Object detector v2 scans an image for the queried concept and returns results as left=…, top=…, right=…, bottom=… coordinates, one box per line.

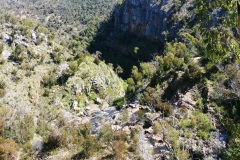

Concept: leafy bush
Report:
left=0, top=58, right=5, bottom=65
left=184, top=62, right=203, bottom=82
left=41, top=74, right=57, bottom=88
left=140, top=62, right=156, bottom=79
left=0, top=119, right=4, bottom=136
left=0, top=81, right=6, bottom=98
left=69, top=60, right=78, bottom=73
left=179, top=110, right=214, bottom=139
left=75, top=52, right=86, bottom=64
left=127, top=85, right=135, bottom=94
left=113, top=97, right=126, bottom=110
left=197, top=130, right=209, bottom=139
left=0, top=89, right=6, bottom=98
left=11, top=44, right=27, bottom=63
left=0, top=137, right=19, bottom=160
left=99, top=123, right=113, bottom=144
left=194, top=111, right=215, bottom=133
left=113, top=140, right=126, bottom=160
left=131, top=66, right=143, bottom=82
left=93, top=57, right=100, bottom=65
left=153, top=121, right=162, bottom=134
left=155, top=99, right=173, bottom=117
left=126, top=78, right=135, bottom=94
left=0, top=44, right=3, bottom=53
left=140, top=87, right=155, bottom=105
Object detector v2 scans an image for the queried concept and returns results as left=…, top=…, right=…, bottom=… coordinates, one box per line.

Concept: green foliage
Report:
left=16, top=114, right=35, bottom=144
left=131, top=66, right=143, bottom=82
left=75, top=52, right=86, bottom=64
left=21, top=18, right=37, bottom=30
left=52, top=47, right=65, bottom=64
left=197, top=130, right=209, bottom=140
left=113, top=140, right=126, bottom=160
left=1, top=0, right=240, bottom=159
left=0, top=81, right=6, bottom=98
left=0, top=119, right=4, bottom=137
left=155, top=99, right=173, bottom=117
left=113, top=97, right=126, bottom=110
left=221, top=121, right=240, bottom=159
left=99, top=123, right=114, bottom=145
left=165, top=42, right=188, bottom=58
left=41, top=74, right=57, bottom=88
left=2, top=113, right=35, bottom=144
left=127, top=85, right=135, bottom=94
left=0, top=89, right=6, bottom=98
left=126, top=78, right=135, bottom=94
left=140, top=87, right=155, bottom=105
left=184, top=62, right=203, bottom=82
left=36, top=26, right=49, bottom=34
left=48, top=33, right=55, bottom=40
left=4, top=13, right=17, bottom=24
left=119, top=109, right=129, bottom=125
left=115, top=65, right=123, bottom=75
left=180, top=111, right=215, bottom=140
left=160, top=44, right=186, bottom=72
left=126, top=78, right=135, bottom=85
left=140, top=62, right=156, bottom=79
left=93, top=57, right=100, bottom=65
left=153, top=121, right=162, bottom=134
left=0, top=137, right=19, bottom=160
left=213, top=63, right=240, bottom=103
left=196, top=98, right=204, bottom=109
left=195, top=0, right=236, bottom=28
left=0, top=57, right=5, bottom=65
left=140, top=87, right=173, bottom=116
left=11, top=44, right=27, bottom=63
left=69, top=61, right=78, bottom=73
left=134, top=109, right=146, bottom=120
left=162, top=122, right=190, bottom=159
left=0, top=43, right=3, bottom=53
left=80, top=134, right=99, bottom=158
left=70, top=122, right=99, bottom=159
left=195, top=0, right=239, bottom=63
left=222, top=145, right=240, bottom=160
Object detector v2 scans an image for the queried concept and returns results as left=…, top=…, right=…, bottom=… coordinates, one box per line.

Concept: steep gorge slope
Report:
left=0, top=0, right=239, bottom=159
left=114, top=0, right=195, bottom=42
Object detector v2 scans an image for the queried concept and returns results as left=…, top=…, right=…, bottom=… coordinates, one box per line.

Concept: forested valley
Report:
left=0, top=0, right=240, bottom=159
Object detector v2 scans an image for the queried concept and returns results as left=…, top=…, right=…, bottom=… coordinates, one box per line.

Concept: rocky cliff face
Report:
left=114, top=0, right=195, bottom=42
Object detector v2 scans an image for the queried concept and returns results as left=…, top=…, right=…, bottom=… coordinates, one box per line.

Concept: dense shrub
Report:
left=69, top=61, right=78, bottom=73
left=0, top=58, right=5, bottom=65
left=113, top=140, right=126, bottom=160
left=0, top=137, right=19, bottom=160
left=113, top=97, right=126, bottom=110
left=99, top=123, right=114, bottom=144
left=0, top=89, right=6, bottom=98
left=179, top=111, right=215, bottom=139
left=184, top=62, right=203, bottom=82
left=93, top=57, right=100, bottom=65
left=0, top=81, right=6, bottom=98
left=11, top=44, right=27, bottom=63
left=0, top=44, right=3, bottom=53
left=154, top=99, right=173, bottom=117
left=153, top=121, right=162, bottom=134
left=131, top=66, right=143, bottom=82
left=41, top=74, right=57, bottom=88
left=126, top=78, right=135, bottom=94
